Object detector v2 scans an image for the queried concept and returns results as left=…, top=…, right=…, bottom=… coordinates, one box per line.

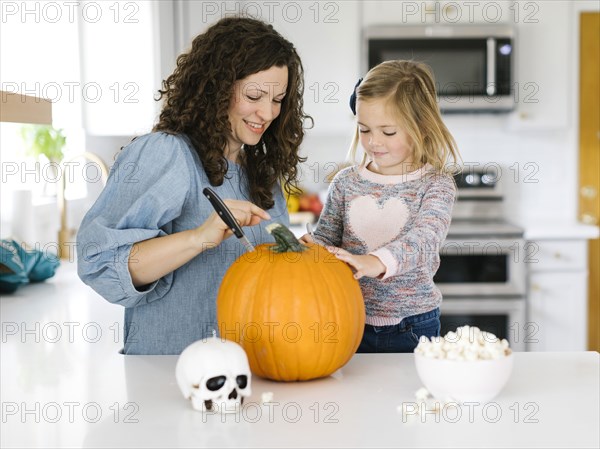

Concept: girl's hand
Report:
left=298, top=233, right=315, bottom=244
left=196, top=199, right=271, bottom=248
left=327, top=246, right=386, bottom=280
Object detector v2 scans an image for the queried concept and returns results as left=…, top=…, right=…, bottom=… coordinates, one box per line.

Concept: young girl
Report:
left=303, top=60, right=460, bottom=353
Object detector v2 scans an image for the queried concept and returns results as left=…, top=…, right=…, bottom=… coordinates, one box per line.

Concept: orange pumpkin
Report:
left=217, top=223, right=365, bottom=381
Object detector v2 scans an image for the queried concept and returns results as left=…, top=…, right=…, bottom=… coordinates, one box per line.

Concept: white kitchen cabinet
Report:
left=263, top=2, right=361, bottom=136
left=79, top=1, right=159, bottom=136
left=527, top=239, right=588, bottom=351
left=507, top=1, right=571, bottom=130
left=172, top=1, right=359, bottom=136
left=361, top=1, right=516, bottom=25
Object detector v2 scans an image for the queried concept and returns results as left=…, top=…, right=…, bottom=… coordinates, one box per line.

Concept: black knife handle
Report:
left=202, top=187, right=244, bottom=238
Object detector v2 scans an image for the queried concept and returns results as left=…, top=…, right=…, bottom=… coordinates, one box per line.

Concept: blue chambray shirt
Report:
left=76, top=132, right=289, bottom=354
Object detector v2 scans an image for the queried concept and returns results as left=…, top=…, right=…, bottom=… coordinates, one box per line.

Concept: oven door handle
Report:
left=441, top=299, right=525, bottom=313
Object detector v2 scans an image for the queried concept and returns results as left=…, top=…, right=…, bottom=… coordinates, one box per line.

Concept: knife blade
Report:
left=306, top=222, right=316, bottom=240
left=202, top=187, right=256, bottom=252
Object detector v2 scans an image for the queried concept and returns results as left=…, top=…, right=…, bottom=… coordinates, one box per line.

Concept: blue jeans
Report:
left=357, top=308, right=441, bottom=353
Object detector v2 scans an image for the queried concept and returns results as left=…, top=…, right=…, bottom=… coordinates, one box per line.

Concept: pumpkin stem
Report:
left=266, top=222, right=309, bottom=253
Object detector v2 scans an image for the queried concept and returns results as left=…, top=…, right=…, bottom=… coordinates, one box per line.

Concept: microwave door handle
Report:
left=486, top=38, right=496, bottom=96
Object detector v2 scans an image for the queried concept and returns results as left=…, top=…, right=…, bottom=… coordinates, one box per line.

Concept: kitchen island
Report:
left=1, top=262, right=598, bottom=448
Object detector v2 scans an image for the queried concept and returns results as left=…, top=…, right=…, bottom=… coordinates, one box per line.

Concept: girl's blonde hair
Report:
left=348, top=60, right=461, bottom=174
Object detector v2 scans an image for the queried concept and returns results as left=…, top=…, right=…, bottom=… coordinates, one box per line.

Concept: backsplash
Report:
left=297, top=113, right=577, bottom=225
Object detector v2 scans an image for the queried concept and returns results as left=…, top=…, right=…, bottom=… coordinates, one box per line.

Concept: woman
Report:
left=76, top=17, right=310, bottom=354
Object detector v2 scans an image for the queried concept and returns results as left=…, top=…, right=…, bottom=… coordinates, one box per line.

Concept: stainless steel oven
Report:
left=437, top=167, right=527, bottom=350
left=436, top=235, right=526, bottom=297
left=439, top=298, right=526, bottom=351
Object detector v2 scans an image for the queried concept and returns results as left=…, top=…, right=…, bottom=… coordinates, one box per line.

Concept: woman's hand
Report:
left=196, top=199, right=271, bottom=249
left=129, top=199, right=270, bottom=287
left=327, top=246, right=386, bottom=280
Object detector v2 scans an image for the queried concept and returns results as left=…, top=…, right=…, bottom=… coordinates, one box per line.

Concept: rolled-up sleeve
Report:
left=76, top=133, right=192, bottom=308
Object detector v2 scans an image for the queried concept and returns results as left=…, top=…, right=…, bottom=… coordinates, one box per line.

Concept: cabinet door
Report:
left=267, top=2, right=360, bottom=136
left=362, top=1, right=515, bottom=25
left=179, top=1, right=359, bottom=136
left=528, top=272, right=588, bottom=351
left=508, top=1, right=571, bottom=130
left=80, top=1, right=159, bottom=135
left=530, top=240, right=587, bottom=272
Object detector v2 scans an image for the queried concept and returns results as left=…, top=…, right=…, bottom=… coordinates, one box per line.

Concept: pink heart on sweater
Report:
left=348, top=196, right=410, bottom=251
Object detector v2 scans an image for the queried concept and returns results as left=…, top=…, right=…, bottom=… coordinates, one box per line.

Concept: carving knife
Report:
left=202, top=187, right=256, bottom=252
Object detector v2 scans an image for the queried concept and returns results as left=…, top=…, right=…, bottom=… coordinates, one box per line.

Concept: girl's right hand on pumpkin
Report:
left=298, top=233, right=315, bottom=244
left=196, top=199, right=271, bottom=248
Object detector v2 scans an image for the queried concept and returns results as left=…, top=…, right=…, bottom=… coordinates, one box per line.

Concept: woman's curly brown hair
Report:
left=153, top=16, right=311, bottom=210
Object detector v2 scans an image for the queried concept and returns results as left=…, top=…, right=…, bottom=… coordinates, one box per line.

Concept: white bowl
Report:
left=414, top=352, right=513, bottom=403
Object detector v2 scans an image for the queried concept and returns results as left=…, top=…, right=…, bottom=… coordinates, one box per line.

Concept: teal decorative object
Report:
left=0, top=239, right=60, bottom=293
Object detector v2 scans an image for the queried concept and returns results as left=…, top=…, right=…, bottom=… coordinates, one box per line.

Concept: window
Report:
left=1, top=2, right=158, bottom=242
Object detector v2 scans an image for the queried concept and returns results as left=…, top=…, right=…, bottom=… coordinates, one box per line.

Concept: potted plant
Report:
left=19, top=125, right=66, bottom=196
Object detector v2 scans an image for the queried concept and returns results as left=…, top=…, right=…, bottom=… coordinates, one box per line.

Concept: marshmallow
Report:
left=414, top=326, right=511, bottom=360
left=261, top=391, right=274, bottom=403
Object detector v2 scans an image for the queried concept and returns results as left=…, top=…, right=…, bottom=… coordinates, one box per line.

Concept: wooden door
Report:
left=579, top=12, right=600, bottom=351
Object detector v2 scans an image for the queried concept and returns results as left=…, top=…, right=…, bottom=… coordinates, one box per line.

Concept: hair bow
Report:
left=349, top=77, right=363, bottom=116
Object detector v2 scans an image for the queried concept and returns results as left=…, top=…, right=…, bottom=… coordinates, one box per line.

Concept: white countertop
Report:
left=519, top=220, right=599, bottom=240
left=2, top=263, right=599, bottom=448
left=292, top=221, right=600, bottom=241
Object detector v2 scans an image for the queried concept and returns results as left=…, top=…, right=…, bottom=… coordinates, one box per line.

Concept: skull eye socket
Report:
left=206, top=376, right=226, bottom=391
left=236, top=375, right=248, bottom=389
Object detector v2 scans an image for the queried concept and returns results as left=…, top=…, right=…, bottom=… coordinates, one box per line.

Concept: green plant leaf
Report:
left=19, top=125, right=66, bottom=162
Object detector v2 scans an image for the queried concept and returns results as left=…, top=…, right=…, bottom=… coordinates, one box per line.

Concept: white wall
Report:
left=159, top=1, right=596, bottom=225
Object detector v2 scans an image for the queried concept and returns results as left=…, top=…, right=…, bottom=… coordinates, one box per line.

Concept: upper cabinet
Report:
left=362, top=1, right=516, bottom=25
left=263, top=3, right=361, bottom=135
left=507, top=1, right=571, bottom=130
left=79, top=1, right=160, bottom=136
left=172, top=1, right=361, bottom=136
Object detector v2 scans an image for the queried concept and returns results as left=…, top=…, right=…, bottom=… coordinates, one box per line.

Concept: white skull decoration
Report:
left=176, top=336, right=252, bottom=413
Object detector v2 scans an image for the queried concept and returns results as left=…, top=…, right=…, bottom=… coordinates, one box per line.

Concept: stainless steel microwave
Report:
left=363, top=25, right=515, bottom=112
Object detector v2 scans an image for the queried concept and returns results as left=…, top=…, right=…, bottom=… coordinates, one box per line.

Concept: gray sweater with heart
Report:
left=313, top=164, right=456, bottom=326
